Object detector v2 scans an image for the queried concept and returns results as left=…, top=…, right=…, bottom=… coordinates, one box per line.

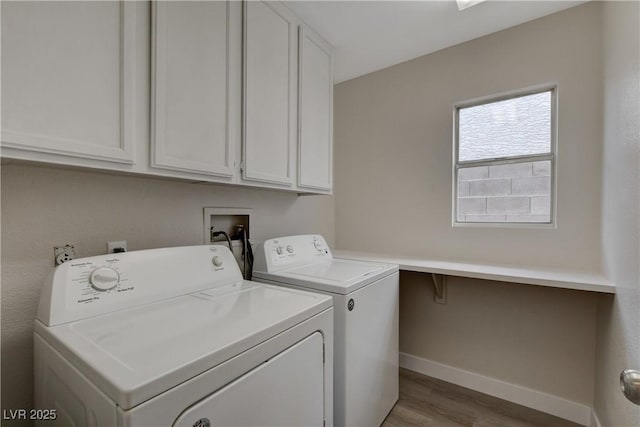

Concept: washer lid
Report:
left=254, top=258, right=399, bottom=294
left=34, top=281, right=331, bottom=410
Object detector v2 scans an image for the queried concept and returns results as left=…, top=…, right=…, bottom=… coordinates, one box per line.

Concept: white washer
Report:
left=253, top=235, right=399, bottom=427
left=34, top=245, right=334, bottom=427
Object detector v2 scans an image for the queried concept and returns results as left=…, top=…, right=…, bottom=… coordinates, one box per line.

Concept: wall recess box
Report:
left=203, top=207, right=252, bottom=244
left=203, top=208, right=252, bottom=276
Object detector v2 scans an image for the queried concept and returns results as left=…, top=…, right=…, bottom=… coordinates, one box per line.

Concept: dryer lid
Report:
left=35, top=281, right=331, bottom=410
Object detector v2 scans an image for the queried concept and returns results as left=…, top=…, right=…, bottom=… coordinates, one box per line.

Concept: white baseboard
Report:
left=591, top=409, right=602, bottom=427
left=400, top=352, right=593, bottom=426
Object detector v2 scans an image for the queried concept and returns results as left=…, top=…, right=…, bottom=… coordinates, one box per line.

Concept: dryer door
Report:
left=173, top=332, right=325, bottom=427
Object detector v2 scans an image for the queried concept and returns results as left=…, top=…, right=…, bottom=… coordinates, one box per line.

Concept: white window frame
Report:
left=452, top=83, right=558, bottom=228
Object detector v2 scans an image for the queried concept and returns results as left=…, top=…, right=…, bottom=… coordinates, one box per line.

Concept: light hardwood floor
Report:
left=382, top=369, right=583, bottom=427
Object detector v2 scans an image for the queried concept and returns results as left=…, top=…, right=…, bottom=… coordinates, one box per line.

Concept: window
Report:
left=453, top=86, right=556, bottom=225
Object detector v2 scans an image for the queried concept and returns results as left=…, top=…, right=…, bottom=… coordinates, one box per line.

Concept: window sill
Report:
left=332, top=250, right=615, bottom=294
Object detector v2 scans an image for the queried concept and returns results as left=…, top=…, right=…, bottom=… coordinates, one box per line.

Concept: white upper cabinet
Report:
left=298, top=27, right=334, bottom=192
left=242, top=1, right=297, bottom=187
left=1, top=1, right=136, bottom=164
left=151, top=1, right=240, bottom=179
left=1, top=0, right=333, bottom=193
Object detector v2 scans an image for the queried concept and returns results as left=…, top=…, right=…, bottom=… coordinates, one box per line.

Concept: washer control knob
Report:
left=286, top=245, right=294, bottom=253
left=313, top=240, right=322, bottom=250
left=276, top=246, right=283, bottom=255
left=211, top=256, right=223, bottom=267
left=90, top=267, right=120, bottom=291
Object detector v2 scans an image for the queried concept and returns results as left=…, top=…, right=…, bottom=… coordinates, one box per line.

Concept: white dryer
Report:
left=34, top=245, right=333, bottom=427
left=253, top=235, right=399, bottom=427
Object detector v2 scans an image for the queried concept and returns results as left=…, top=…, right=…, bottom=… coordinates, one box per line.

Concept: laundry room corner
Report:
left=2, top=0, right=639, bottom=425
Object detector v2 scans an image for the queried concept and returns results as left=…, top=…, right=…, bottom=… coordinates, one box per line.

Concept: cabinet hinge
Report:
left=239, top=161, right=245, bottom=172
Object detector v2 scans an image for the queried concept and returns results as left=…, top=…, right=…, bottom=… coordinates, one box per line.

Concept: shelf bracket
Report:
left=431, top=273, right=447, bottom=304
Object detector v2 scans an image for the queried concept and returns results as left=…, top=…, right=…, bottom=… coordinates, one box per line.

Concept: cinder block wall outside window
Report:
left=457, top=160, right=551, bottom=222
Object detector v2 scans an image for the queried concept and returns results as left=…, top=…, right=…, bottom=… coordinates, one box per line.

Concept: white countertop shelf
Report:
left=333, top=250, right=615, bottom=294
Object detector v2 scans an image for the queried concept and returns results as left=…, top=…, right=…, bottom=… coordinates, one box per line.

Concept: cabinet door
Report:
left=1, top=1, right=136, bottom=163
left=298, top=27, right=333, bottom=192
left=242, top=1, right=297, bottom=187
left=151, top=1, right=239, bottom=178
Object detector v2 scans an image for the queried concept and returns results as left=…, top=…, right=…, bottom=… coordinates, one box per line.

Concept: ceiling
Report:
left=287, top=1, right=589, bottom=83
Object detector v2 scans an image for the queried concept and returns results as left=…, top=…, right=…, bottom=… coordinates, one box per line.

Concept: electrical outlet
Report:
left=54, top=245, right=76, bottom=266
left=107, top=240, right=127, bottom=253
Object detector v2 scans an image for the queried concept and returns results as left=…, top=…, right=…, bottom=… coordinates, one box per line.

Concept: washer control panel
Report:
left=38, top=245, right=243, bottom=326
left=256, top=235, right=332, bottom=273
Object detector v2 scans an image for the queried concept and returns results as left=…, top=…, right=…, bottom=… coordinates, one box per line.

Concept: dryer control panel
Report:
left=37, top=245, right=243, bottom=326
left=254, top=235, right=332, bottom=273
